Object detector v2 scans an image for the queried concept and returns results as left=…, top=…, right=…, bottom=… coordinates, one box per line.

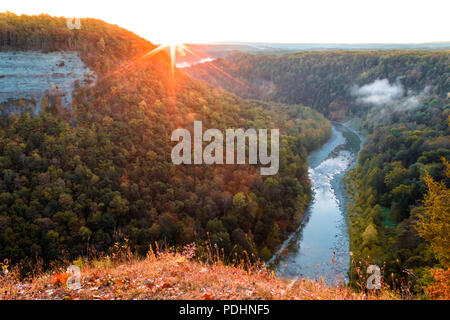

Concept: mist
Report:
left=351, top=78, right=431, bottom=112
left=351, top=79, right=403, bottom=106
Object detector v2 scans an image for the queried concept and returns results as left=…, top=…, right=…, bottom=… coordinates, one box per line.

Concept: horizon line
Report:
left=1, top=11, right=449, bottom=46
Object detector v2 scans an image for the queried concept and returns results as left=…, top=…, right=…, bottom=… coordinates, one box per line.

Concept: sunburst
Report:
left=160, top=41, right=185, bottom=75
left=141, top=40, right=189, bottom=75
left=97, top=39, right=249, bottom=90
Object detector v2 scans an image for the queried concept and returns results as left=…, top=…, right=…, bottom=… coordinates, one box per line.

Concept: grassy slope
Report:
left=0, top=249, right=397, bottom=300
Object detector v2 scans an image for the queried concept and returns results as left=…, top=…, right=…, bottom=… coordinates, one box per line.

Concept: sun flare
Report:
left=158, top=41, right=187, bottom=74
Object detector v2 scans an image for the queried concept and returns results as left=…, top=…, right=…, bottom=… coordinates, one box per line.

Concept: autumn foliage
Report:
left=0, top=244, right=397, bottom=300
left=424, top=268, right=450, bottom=300
left=416, top=158, right=450, bottom=266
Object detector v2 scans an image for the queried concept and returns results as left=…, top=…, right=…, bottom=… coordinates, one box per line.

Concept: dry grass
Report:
left=0, top=244, right=398, bottom=300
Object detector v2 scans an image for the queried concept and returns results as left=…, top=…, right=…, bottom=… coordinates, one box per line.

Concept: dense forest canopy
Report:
left=185, top=49, right=450, bottom=292
left=0, top=13, right=332, bottom=271
left=185, top=50, right=449, bottom=118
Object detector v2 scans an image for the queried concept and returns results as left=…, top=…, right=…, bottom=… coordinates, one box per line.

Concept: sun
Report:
left=158, top=40, right=187, bottom=74
left=98, top=38, right=244, bottom=88
left=99, top=38, right=209, bottom=82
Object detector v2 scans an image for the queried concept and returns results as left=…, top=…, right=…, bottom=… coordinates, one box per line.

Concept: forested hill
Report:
left=0, top=13, right=332, bottom=271
left=0, top=12, right=156, bottom=74
left=185, top=49, right=450, bottom=293
left=184, top=50, right=449, bottom=118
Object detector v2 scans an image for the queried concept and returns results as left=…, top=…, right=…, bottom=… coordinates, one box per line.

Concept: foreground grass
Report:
left=0, top=249, right=398, bottom=300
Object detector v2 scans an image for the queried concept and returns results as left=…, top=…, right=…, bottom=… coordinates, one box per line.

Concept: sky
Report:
left=1, top=0, right=449, bottom=44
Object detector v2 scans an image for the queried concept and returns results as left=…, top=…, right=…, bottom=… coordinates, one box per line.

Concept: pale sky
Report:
left=1, top=0, right=449, bottom=44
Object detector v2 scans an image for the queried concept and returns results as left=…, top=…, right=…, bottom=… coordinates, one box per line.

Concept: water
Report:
left=271, top=123, right=362, bottom=285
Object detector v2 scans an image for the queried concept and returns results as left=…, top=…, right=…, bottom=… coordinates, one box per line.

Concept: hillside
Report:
left=184, top=50, right=449, bottom=118
left=0, top=13, right=332, bottom=273
left=0, top=246, right=397, bottom=300
left=183, top=50, right=450, bottom=291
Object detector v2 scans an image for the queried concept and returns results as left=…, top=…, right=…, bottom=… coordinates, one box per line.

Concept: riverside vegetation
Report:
left=186, top=49, right=450, bottom=298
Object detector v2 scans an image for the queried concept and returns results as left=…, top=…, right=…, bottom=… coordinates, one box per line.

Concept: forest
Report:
left=186, top=49, right=450, bottom=293
left=0, top=12, right=332, bottom=272
left=185, top=50, right=449, bottom=118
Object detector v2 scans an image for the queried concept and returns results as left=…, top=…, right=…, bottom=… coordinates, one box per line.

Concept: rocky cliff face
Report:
left=0, top=51, right=94, bottom=113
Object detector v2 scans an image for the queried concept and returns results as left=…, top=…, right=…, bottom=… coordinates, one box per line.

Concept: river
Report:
left=270, top=122, right=362, bottom=285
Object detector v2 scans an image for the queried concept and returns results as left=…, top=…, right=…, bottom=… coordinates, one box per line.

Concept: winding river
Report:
left=271, top=122, right=362, bottom=285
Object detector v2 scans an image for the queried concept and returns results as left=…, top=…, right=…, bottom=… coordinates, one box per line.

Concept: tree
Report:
left=390, top=184, right=415, bottom=222
left=384, top=162, right=408, bottom=189
left=362, top=223, right=378, bottom=246
left=415, top=158, right=450, bottom=266
left=232, top=192, right=247, bottom=210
